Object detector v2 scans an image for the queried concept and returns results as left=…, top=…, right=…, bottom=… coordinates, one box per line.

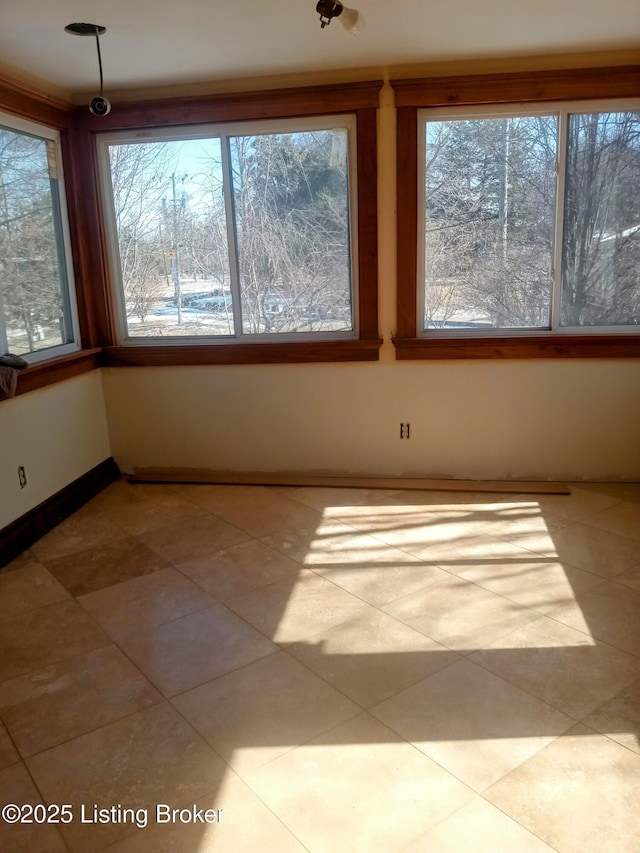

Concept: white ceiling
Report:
left=1, top=0, right=639, bottom=100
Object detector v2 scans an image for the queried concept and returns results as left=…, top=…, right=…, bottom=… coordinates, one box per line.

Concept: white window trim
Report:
left=97, top=114, right=359, bottom=346
left=417, top=98, right=640, bottom=338
left=0, top=111, right=80, bottom=363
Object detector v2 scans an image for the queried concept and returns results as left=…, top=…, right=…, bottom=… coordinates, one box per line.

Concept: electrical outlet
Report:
left=18, top=466, right=27, bottom=488
left=400, top=423, right=411, bottom=439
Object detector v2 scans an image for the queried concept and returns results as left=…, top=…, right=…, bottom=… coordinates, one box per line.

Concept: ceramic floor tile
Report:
left=115, top=604, right=277, bottom=697
left=103, top=493, right=208, bottom=535
left=0, top=599, right=109, bottom=682
left=173, top=650, right=360, bottom=774
left=100, top=769, right=308, bottom=853
left=576, top=482, right=640, bottom=505
left=470, top=615, right=640, bottom=719
left=175, top=539, right=301, bottom=601
left=261, top=519, right=397, bottom=566
left=448, top=553, right=603, bottom=614
left=401, top=796, right=557, bottom=853
left=333, top=501, right=488, bottom=555
left=0, top=719, right=19, bottom=769
left=588, top=501, right=640, bottom=541
left=328, top=499, right=449, bottom=536
left=0, top=645, right=161, bottom=757
left=277, top=486, right=402, bottom=510
left=4, top=483, right=639, bottom=852
left=371, top=659, right=572, bottom=792
left=582, top=678, right=640, bottom=755
left=224, top=570, right=374, bottom=644
left=27, top=702, right=228, bottom=853
left=248, top=711, right=475, bottom=853
left=381, top=490, right=535, bottom=508
left=515, top=521, right=640, bottom=578
left=208, top=490, right=323, bottom=538
left=0, top=763, right=67, bottom=852
left=316, top=559, right=450, bottom=607
left=88, top=479, right=175, bottom=513
left=288, top=610, right=460, bottom=708
left=424, top=531, right=544, bottom=574
left=139, top=515, right=251, bottom=564
left=0, top=550, right=37, bottom=573
left=169, top=484, right=274, bottom=514
left=78, top=567, right=215, bottom=638
left=44, top=537, right=170, bottom=596
left=615, top=564, right=640, bottom=591
left=485, top=724, right=640, bottom=853
left=532, top=487, right=622, bottom=522
left=548, top=580, right=640, bottom=657
left=382, top=575, right=539, bottom=652
left=0, top=560, right=69, bottom=620
left=471, top=504, right=569, bottom=546
left=31, top=507, right=129, bottom=561
left=300, top=532, right=449, bottom=606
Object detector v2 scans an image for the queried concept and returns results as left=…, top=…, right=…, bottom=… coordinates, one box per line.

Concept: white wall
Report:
left=0, top=372, right=111, bottom=528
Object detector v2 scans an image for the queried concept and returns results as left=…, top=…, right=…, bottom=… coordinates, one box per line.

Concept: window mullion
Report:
left=551, top=111, right=568, bottom=331
left=416, top=114, right=427, bottom=334
left=0, top=302, right=8, bottom=354
left=220, top=135, right=243, bottom=338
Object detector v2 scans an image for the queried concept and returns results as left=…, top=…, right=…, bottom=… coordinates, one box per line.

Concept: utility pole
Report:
left=171, top=173, right=183, bottom=324
left=496, top=119, right=510, bottom=326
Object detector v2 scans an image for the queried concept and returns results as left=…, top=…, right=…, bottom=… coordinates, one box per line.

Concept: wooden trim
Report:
left=0, top=77, right=71, bottom=128
left=0, top=458, right=120, bottom=568
left=0, top=349, right=101, bottom=401
left=393, top=335, right=640, bottom=360
left=70, top=82, right=382, bottom=357
left=61, top=128, right=116, bottom=348
left=392, top=65, right=640, bottom=107
left=101, top=339, right=382, bottom=366
left=394, top=66, right=640, bottom=355
left=74, top=80, right=384, bottom=131
left=131, top=467, right=571, bottom=494
left=396, top=107, right=419, bottom=338
left=356, top=107, right=379, bottom=339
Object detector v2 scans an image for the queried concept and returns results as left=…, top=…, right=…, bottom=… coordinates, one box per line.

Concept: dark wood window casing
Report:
left=0, top=79, right=383, bottom=400
left=78, top=81, right=383, bottom=367
left=393, top=66, right=640, bottom=359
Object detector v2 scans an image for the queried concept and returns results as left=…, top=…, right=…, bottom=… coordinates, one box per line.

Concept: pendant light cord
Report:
left=94, top=27, right=104, bottom=96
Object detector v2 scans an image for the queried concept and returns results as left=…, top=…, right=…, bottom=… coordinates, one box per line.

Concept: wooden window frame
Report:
left=77, top=81, right=383, bottom=366
left=0, top=78, right=100, bottom=400
left=0, top=79, right=383, bottom=400
left=393, top=66, right=640, bottom=360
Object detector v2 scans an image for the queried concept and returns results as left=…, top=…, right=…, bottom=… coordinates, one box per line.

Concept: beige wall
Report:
left=101, top=82, right=640, bottom=482
left=102, top=360, right=640, bottom=481
left=3, top=67, right=639, bottom=522
left=0, top=372, right=111, bottom=529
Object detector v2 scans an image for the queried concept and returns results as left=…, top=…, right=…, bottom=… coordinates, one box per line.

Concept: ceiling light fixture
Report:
left=64, top=22, right=111, bottom=116
left=316, top=1, right=363, bottom=34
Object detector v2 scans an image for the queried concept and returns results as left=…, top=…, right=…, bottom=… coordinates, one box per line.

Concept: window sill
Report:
left=101, top=339, right=383, bottom=366
left=0, top=348, right=102, bottom=401
left=392, top=335, right=640, bottom=360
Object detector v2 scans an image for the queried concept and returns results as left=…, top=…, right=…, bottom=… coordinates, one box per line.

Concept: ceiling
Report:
left=1, top=0, right=639, bottom=101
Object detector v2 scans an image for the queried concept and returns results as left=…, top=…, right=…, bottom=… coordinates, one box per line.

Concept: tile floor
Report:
left=0, top=479, right=639, bottom=852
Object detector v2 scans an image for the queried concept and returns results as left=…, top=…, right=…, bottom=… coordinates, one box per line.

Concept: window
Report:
left=393, top=67, right=640, bottom=359
left=419, top=102, right=640, bottom=336
left=0, top=111, right=78, bottom=362
left=99, top=116, right=358, bottom=345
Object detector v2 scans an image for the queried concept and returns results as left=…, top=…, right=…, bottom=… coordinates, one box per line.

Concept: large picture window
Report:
left=0, top=111, right=78, bottom=361
left=419, top=101, right=640, bottom=337
left=99, top=116, right=357, bottom=344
